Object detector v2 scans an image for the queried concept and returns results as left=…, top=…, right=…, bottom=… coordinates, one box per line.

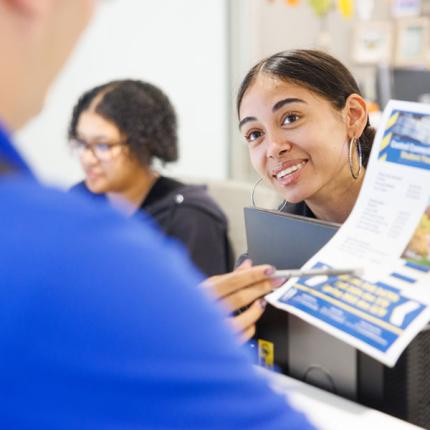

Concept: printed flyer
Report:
left=267, top=100, right=430, bottom=367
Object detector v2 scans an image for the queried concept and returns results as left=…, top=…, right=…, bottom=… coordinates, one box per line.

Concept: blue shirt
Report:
left=0, top=125, right=315, bottom=429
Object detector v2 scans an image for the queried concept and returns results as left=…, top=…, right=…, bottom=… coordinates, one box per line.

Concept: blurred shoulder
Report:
left=0, top=176, right=194, bottom=272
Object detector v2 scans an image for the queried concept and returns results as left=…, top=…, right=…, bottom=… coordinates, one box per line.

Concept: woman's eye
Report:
left=95, top=143, right=111, bottom=152
left=245, top=130, right=262, bottom=143
left=282, top=113, right=300, bottom=125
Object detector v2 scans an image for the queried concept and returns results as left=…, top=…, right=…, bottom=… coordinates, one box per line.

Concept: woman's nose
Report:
left=266, top=132, right=292, bottom=159
left=80, top=146, right=98, bottom=165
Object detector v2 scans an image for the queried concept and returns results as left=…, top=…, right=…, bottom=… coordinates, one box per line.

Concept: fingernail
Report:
left=259, top=298, right=267, bottom=309
left=264, top=266, right=275, bottom=276
left=271, top=277, right=288, bottom=289
left=239, top=258, right=252, bottom=268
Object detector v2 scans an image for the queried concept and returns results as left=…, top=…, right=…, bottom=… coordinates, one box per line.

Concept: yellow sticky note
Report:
left=338, top=0, right=353, bottom=18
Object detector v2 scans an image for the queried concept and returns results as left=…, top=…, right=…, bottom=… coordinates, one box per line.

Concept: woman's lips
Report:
left=85, top=169, right=102, bottom=180
left=272, top=160, right=307, bottom=186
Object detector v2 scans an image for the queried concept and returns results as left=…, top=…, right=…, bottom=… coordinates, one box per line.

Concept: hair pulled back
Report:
left=69, top=79, right=178, bottom=166
left=237, top=49, right=375, bottom=167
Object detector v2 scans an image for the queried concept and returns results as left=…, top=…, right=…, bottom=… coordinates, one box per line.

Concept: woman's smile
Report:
left=84, top=168, right=103, bottom=180
left=272, top=159, right=307, bottom=179
left=271, top=159, right=307, bottom=187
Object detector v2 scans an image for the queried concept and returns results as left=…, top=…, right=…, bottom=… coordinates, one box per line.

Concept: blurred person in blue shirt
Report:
left=0, top=1, right=315, bottom=429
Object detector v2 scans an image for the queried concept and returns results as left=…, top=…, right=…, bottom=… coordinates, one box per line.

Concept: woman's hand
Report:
left=202, top=260, right=286, bottom=343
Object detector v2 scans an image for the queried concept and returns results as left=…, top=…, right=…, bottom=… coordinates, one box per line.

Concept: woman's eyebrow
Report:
left=272, top=97, right=306, bottom=112
left=239, top=97, right=306, bottom=130
left=238, top=116, right=257, bottom=130
left=76, top=134, right=111, bottom=141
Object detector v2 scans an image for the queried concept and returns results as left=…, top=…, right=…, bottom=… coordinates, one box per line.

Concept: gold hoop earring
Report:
left=251, top=178, right=287, bottom=211
left=348, top=138, right=362, bottom=180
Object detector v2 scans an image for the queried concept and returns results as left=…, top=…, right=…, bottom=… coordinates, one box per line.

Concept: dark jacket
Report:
left=71, top=177, right=234, bottom=276
left=282, top=200, right=316, bottom=218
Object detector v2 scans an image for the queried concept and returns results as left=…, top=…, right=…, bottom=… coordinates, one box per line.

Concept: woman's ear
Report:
left=4, top=0, right=50, bottom=16
left=344, top=94, right=368, bottom=139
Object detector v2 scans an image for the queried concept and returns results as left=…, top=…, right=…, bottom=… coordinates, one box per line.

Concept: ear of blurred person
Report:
left=0, top=0, right=95, bottom=131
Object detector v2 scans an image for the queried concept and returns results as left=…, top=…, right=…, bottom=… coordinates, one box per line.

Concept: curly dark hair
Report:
left=237, top=49, right=375, bottom=168
left=68, top=79, right=178, bottom=166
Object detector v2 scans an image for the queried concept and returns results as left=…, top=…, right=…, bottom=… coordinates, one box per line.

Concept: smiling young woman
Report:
left=237, top=49, right=375, bottom=224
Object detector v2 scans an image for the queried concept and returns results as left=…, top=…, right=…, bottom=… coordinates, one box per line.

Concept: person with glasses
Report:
left=68, top=79, right=233, bottom=277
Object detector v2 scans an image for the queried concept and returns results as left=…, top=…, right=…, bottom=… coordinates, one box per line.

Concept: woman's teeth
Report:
left=276, top=161, right=306, bottom=179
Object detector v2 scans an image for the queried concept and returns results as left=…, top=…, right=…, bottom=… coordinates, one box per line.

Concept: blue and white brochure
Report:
left=268, top=100, right=430, bottom=367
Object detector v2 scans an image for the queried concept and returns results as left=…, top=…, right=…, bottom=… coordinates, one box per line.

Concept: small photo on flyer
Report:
left=402, top=204, right=430, bottom=268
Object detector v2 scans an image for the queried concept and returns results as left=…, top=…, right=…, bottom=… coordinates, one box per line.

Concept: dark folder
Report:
left=244, top=207, right=338, bottom=269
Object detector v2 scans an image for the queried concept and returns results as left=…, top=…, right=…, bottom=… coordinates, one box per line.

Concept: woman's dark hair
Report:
left=237, top=49, right=375, bottom=167
left=68, top=79, right=178, bottom=165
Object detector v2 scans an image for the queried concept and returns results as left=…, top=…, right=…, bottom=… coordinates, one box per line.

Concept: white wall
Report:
left=15, top=0, right=228, bottom=187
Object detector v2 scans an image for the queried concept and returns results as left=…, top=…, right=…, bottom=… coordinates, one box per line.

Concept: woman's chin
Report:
left=276, top=188, right=308, bottom=204
left=270, top=183, right=298, bottom=204
left=85, top=178, right=108, bottom=194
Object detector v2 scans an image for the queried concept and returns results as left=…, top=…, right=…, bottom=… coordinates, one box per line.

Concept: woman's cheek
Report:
left=249, top=150, right=264, bottom=176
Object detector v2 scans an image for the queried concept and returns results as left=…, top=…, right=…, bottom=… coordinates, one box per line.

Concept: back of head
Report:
left=0, top=0, right=95, bottom=131
left=237, top=49, right=375, bottom=167
left=69, top=79, right=178, bottom=166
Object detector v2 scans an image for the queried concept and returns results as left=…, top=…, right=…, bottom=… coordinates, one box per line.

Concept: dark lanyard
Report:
left=0, top=123, right=32, bottom=176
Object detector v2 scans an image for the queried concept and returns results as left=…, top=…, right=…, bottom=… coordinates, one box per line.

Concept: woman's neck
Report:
left=306, top=169, right=365, bottom=224
left=106, top=168, right=159, bottom=216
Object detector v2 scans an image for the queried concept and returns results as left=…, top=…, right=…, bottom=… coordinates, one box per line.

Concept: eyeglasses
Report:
left=69, top=138, right=124, bottom=162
